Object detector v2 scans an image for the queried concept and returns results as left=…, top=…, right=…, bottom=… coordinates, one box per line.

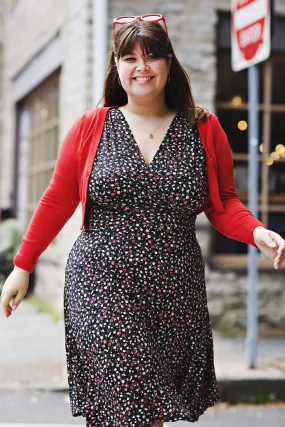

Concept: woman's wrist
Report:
left=253, top=226, right=266, bottom=240
left=13, top=265, right=30, bottom=275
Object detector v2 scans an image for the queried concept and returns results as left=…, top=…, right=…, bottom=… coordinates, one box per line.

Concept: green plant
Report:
left=249, top=392, right=277, bottom=404
left=216, top=323, right=245, bottom=337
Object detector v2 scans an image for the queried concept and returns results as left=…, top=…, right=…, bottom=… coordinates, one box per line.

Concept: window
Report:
left=213, top=14, right=285, bottom=270
left=18, top=71, right=60, bottom=225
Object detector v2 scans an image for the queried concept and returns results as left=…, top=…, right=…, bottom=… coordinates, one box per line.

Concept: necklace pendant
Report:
left=149, top=134, right=154, bottom=139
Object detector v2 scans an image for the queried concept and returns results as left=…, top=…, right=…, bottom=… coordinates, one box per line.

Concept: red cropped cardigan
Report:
left=14, top=107, right=265, bottom=272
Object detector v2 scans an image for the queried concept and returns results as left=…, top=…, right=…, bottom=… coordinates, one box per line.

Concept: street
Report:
left=0, top=390, right=284, bottom=426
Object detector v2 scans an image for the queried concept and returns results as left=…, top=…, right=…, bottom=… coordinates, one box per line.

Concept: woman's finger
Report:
left=269, top=230, right=284, bottom=246
left=274, top=249, right=285, bottom=268
left=274, top=244, right=284, bottom=256
left=11, top=291, right=24, bottom=312
left=268, top=231, right=285, bottom=258
left=277, top=240, right=285, bottom=254
left=276, top=251, right=285, bottom=264
left=1, top=291, right=12, bottom=318
left=275, top=249, right=284, bottom=261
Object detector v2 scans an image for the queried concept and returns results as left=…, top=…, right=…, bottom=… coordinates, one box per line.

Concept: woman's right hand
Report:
left=0, top=266, right=30, bottom=318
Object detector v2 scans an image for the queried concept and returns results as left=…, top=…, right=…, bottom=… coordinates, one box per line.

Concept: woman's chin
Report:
left=129, top=88, right=162, bottom=101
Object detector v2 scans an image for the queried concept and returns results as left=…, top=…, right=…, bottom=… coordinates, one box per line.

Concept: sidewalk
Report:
left=0, top=299, right=285, bottom=402
left=0, top=300, right=67, bottom=390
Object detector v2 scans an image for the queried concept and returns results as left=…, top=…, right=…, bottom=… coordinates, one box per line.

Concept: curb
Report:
left=218, top=378, right=285, bottom=403
left=1, top=378, right=285, bottom=404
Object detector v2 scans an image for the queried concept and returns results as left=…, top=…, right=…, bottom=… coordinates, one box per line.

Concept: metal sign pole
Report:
left=246, top=63, right=259, bottom=368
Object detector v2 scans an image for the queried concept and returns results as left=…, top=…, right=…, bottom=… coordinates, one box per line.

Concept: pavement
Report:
left=0, top=299, right=285, bottom=403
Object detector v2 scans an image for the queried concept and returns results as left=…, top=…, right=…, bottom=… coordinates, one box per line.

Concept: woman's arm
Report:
left=204, top=115, right=285, bottom=268
left=13, top=116, right=85, bottom=273
left=204, top=115, right=265, bottom=247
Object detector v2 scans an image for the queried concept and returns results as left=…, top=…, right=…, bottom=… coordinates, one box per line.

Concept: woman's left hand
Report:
left=253, top=226, right=285, bottom=269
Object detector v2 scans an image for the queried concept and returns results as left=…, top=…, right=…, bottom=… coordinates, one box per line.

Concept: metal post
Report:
left=92, top=0, right=108, bottom=107
left=246, top=64, right=259, bottom=368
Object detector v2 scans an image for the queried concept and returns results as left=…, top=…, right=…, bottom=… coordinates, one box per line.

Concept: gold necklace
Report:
left=143, top=112, right=168, bottom=139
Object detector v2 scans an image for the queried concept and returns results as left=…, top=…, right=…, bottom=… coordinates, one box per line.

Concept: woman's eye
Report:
left=123, top=55, right=158, bottom=61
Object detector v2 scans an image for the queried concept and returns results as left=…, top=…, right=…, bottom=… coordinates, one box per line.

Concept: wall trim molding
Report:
left=12, top=31, right=62, bottom=102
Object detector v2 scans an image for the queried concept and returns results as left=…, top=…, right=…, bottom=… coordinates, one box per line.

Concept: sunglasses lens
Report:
left=141, top=15, right=167, bottom=34
left=143, top=15, right=161, bottom=22
left=116, top=17, right=135, bottom=23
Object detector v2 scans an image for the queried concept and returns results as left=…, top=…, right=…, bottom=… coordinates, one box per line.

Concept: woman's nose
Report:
left=136, top=58, right=150, bottom=71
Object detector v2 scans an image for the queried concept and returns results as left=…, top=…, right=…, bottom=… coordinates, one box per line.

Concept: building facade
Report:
left=0, top=0, right=284, bottom=330
left=0, top=1, right=4, bottom=181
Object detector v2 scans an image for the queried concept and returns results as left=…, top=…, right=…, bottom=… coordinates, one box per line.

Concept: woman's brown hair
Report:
left=100, top=20, right=207, bottom=125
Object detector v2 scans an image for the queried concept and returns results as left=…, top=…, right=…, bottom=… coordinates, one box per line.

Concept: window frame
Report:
left=19, top=71, right=60, bottom=227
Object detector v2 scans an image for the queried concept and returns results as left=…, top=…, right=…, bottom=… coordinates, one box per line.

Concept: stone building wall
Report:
left=0, top=0, right=3, bottom=186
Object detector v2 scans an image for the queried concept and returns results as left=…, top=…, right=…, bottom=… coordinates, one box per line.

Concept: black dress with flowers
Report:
left=64, top=108, right=220, bottom=427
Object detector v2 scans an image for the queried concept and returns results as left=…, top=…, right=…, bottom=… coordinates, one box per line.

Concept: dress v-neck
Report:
left=117, top=108, right=179, bottom=168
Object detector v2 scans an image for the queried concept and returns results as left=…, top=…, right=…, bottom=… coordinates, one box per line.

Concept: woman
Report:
left=1, top=14, right=285, bottom=427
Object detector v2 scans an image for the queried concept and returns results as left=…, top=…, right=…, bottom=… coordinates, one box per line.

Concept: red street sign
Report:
left=231, top=0, right=271, bottom=72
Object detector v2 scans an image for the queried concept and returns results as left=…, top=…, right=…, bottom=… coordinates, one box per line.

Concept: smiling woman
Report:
left=1, top=11, right=285, bottom=427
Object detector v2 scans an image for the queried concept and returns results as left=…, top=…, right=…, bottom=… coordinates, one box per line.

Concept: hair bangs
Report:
left=115, top=23, right=170, bottom=59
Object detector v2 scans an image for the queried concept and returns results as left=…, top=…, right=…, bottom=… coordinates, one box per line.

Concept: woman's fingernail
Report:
left=12, top=305, right=17, bottom=311
left=270, top=243, right=277, bottom=247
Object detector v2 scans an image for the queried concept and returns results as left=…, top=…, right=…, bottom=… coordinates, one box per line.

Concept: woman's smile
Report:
left=133, top=76, right=154, bottom=84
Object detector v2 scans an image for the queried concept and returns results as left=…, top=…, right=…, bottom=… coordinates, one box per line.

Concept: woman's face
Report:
left=115, top=40, right=171, bottom=102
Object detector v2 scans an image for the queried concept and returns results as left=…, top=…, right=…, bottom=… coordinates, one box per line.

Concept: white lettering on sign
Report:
left=239, top=22, right=263, bottom=48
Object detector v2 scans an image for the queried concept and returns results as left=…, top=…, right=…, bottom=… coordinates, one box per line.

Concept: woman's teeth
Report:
left=134, top=77, right=152, bottom=82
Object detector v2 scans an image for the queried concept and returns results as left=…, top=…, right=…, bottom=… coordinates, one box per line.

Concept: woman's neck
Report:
left=122, top=97, right=170, bottom=117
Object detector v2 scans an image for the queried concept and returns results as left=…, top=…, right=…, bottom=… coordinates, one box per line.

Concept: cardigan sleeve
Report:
left=13, top=116, right=84, bottom=273
left=204, top=115, right=265, bottom=247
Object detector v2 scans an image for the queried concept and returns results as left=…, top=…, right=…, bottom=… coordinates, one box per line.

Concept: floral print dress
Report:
left=64, top=108, right=221, bottom=427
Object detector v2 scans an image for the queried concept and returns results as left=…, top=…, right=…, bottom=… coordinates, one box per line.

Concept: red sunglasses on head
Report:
left=112, top=14, right=169, bottom=39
